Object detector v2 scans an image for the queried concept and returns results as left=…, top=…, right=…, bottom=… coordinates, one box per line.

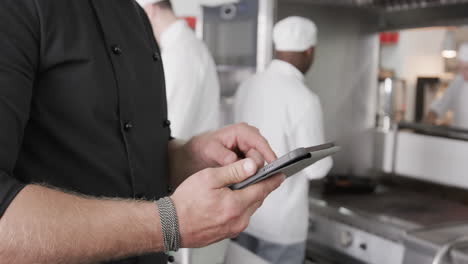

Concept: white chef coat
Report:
left=234, top=59, right=333, bottom=245
left=431, top=75, right=468, bottom=129
left=160, top=20, right=220, bottom=140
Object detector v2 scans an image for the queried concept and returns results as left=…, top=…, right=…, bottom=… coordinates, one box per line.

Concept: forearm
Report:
left=0, top=185, right=164, bottom=264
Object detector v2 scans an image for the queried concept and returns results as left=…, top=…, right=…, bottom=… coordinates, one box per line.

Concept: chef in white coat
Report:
left=427, top=43, right=468, bottom=129
left=232, top=16, right=333, bottom=264
left=138, top=0, right=220, bottom=140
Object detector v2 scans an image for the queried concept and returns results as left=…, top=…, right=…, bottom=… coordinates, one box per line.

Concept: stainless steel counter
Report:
left=307, top=183, right=468, bottom=264
left=405, top=224, right=468, bottom=264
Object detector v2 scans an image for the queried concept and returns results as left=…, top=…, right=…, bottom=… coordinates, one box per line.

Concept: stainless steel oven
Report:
left=307, top=213, right=404, bottom=264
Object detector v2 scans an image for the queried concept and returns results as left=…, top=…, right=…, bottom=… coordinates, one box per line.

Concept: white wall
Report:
left=381, top=28, right=447, bottom=121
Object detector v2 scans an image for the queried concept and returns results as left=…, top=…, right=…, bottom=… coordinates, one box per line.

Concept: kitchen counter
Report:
left=398, top=122, right=468, bottom=142
left=307, top=182, right=468, bottom=264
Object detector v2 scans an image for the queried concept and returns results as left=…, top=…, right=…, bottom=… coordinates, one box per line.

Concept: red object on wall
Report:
left=183, top=17, right=197, bottom=30
left=380, top=32, right=399, bottom=45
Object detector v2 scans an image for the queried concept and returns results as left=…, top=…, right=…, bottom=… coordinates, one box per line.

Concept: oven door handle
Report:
left=432, top=236, right=468, bottom=264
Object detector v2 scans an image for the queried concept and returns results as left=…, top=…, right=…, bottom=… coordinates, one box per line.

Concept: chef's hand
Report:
left=188, top=123, right=277, bottom=170
left=171, top=158, right=284, bottom=248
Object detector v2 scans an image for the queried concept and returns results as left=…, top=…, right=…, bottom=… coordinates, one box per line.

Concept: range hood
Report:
left=357, top=0, right=468, bottom=11
left=289, top=0, right=468, bottom=11
left=283, top=0, right=468, bottom=30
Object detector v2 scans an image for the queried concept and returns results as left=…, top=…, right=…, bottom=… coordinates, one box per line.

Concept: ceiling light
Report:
left=442, top=30, right=457, bottom=59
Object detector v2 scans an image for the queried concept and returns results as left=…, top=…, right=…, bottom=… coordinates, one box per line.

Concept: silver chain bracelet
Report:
left=156, top=197, right=181, bottom=253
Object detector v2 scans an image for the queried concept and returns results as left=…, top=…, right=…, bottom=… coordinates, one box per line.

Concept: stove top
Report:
left=308, top=184, right=468, bottom=264
left=319, top=187, right=468, bottom=228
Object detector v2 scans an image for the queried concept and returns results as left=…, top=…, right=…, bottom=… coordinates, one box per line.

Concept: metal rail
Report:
left=432, top=236, right=468, bottom=264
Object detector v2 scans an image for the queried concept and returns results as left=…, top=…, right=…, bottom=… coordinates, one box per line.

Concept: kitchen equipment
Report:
left=432, top=236, right=468, bottom=264
left=198, top=0, right=275, bottom=126
left=404, top=224, right=468, bottom=264
left=376, top=78, right=407, bottom=130
left=307, top=184, right=468, bottom=264
left=392, top=129, right=468, bottom=189
left=323, top=175, right=378, bottom=194
left=308, top=213, right=404, bottom=264
left=399, top=121, right=468, bottom=141
left=414, top=77, right=442, bottom=123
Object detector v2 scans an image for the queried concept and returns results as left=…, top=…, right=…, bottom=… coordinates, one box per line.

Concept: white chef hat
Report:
left=136, top=0, right=165, bottom=7
left=458, top=43, right=468, bottom=63
left=273, top=16, right=317, bottom=52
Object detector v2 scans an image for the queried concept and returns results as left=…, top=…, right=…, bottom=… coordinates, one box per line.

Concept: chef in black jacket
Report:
left=0, top=1, right=284, bottom=264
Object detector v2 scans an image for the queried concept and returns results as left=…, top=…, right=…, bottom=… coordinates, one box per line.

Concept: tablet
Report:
left=229, top=143, right=341, bottom=190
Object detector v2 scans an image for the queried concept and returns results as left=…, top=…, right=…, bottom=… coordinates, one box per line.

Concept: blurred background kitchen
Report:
left=166, top=0, right=468, bottom=263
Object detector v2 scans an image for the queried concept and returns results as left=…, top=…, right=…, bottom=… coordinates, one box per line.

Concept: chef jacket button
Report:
left=111, top=45, right=122, bottom=55
left=168, top=255, right=175, bottom=263
left=153, top=52, right=161, bottom=61
left=163, top=119, right=171, bottom=128
left=123, top=122, right=133, bottom=131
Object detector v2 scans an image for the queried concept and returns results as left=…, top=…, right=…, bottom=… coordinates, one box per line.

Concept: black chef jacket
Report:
left=0, top=0, right=171, bottom=263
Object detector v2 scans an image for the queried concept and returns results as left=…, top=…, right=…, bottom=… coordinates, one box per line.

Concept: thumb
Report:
left=211, top=158, right=258, bottom=188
